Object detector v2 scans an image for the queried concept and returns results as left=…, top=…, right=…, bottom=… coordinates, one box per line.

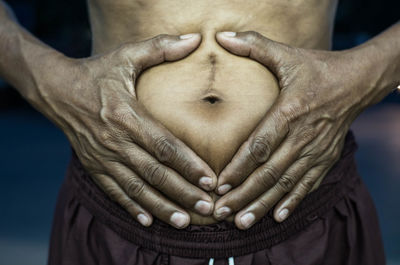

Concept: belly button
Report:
left=202, top=95, right=220, bottom=104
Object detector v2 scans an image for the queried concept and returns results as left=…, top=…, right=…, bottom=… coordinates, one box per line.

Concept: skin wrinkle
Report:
left=202, top=53, right=221, bottom=104
left=2, top=0, right=398, bottom=229
left=208, top=53, right=217, bottom=84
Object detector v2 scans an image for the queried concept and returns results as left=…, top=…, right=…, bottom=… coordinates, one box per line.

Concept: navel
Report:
left=202, top=95, right=221, bottom=104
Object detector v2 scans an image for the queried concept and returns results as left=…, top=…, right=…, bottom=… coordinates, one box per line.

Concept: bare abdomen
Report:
left=136, top=36, right=279, bottom=224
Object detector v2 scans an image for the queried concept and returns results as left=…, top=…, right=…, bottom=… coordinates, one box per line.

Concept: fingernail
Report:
left=170, top=212, right=189, bottom=228
left=217, top=184, right=232, bottom=194
left=219, top=31, right=237, bottom=37
left=180, top=33, right=196, bottom=40
left=240, top=212, right=255, bottom=228
left=278, top=208, right=289, bottom=222
left=199, top=176, right=213, bottom=189
left=215, top=206, right=231, bottom=218
left=137, top=213, right=150, bottom=226
left=194, top=200, right=213, bottom=215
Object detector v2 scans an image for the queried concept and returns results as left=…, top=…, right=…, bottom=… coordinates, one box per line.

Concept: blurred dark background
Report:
left=0, top=0, right=399, bottom=264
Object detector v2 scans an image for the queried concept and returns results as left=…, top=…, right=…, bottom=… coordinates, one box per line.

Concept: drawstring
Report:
left=208, top=257, right=235, bottom=265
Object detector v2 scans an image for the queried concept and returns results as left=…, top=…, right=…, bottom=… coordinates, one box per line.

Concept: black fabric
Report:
left=48, top=130, right=386, bottom=265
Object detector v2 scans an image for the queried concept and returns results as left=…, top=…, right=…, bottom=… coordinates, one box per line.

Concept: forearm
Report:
left=353, top=22, right=400, bottom=107
left=0, top=1, right=65, bottom=104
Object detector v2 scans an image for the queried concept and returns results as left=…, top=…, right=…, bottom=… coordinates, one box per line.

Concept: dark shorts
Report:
left=48, top=131, right=385, bottom=265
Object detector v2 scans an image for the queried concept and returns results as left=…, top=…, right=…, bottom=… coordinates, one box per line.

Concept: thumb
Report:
left=215, top=31, right=292, bottom=76
left=127, top=33, right=202, bottom=74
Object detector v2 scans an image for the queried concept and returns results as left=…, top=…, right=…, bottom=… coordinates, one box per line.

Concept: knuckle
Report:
left=154, top=136, right=177, bottom=163
left=245, top=31, right=265, bottom=56
left=248, top=136, right=271, bottom=164
left=181, top=159, right=194, bottom=179
left=102, top=185, right=122, bottom=202
left=245, top=31, right=262, bottom=43
left=152, top=34, right=170, bottom=50
left=279, top=101, right=302, bottom=123
left=116, top=44, right=131, bottom=58
left=97, top=131, right=116, bottom=148
left=116, top=43, right=138, bottom=65
left=279, top=96, right=312, bottom=124
left=181, top=159, right=201, bottom=181
left=279, top=62, right=302, bottom=86
left=149, top=198, right=164, bottom=214
left=100, top=104, right=132, bottom=126
left=296, top=155, right=313, bottom=170
left=112, top=105, right=131, bottom=123
left=319, top=141, right=342, bottom=166
left=175, top=185, right=194, bottom=206
left=299, top=146, right=318, bottom=162
left=118, top=197, right=137, bottom=213
left=277, top=175, right=297, bottom=193
left=294, top=127, right=317, bottom=147
left=304, top=128, right=318, bottom=142
left=124, top=177, right=145, bottom=198
left=143, top=162, right=168, bottom=188
left=257, top=165, right=280, bottom=188
left=299, top=176, right=315, bottom=192
left=98, top=131, right=112, bottom=142
left=258, top=199, right=271, bottom=212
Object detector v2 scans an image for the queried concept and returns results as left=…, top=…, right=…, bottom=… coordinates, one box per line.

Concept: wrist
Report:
left=25, top=52, right=71, bottom=108
left=0, top=15, right=69, bottom=106
left=349, top=23, right=400, bottom=108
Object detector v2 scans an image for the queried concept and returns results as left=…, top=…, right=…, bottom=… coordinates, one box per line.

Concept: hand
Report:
left=213, top=31, right=381, bottom=229
left=37, top=34, right=217, bottom=229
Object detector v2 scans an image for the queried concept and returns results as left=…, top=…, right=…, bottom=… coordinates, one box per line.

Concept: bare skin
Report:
left=87, top=0, right=338, bottom=225
left=87, top=0, right=400, bottom=226
left=214, top=28, right=400, bottom=228
left=1, top=0, right=399, bottom=229
left=0, top=3, right=217, bottom=229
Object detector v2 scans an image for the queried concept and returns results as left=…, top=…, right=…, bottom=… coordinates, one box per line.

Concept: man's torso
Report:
left=87, top=0, right=338, bottom=224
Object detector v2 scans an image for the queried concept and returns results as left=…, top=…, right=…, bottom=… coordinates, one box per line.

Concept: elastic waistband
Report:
left=66, top=131, right=359, bottom=258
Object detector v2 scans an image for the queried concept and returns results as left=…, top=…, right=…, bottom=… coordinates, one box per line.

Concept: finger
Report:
left=133, top=116, right=218, bottom=191
left=273, top=165, right=329, bottom=223
left=233, top=156, right=312, bottom=229
left=272, top=131, right=345, bottom=222
left=95, top=87, right=217, bottom=191
left=216, top=100, right=289, bottom=195
left=118, top=143, right=214, bottom=216
left=215, top=31, right=293, bottom=76
left=103, top=161, right=191, bottom=229
left=234, top=189, right=279, bottom=230
left=125, top=33, right=202, bottom=74
left=92, top=174, right=153, bottom=227
left=214, top=138, right=302, bottom=220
